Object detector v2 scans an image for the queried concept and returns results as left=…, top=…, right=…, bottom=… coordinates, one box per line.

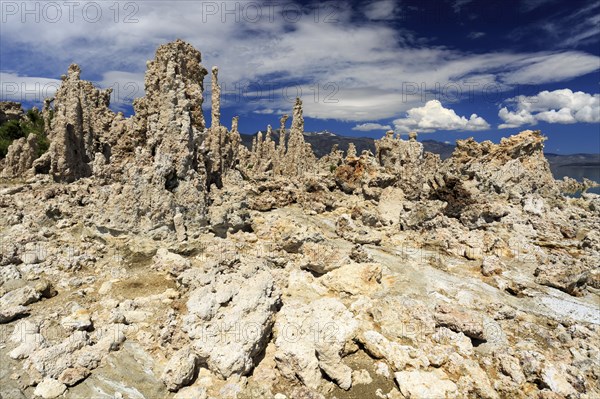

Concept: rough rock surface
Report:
left=0, top=39, right=598, bottom=399
left=395, top=369, right=458, bottom=398
left=161, top=346, right=199, bottom=391
left=0, top=101, right=23, bottom=124
left=2, top=133, right=38, bottom=177
left=33, top=378, right=67, bottom=399
left=116, top=39, right=210, bottom=234
left=32, top=64, right=114, bottom=182
left=274, top=298, right=358, bottom=390
left=183, top=259, right=281, bottom=378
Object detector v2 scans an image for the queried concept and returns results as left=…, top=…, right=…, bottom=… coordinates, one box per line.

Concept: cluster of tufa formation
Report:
left=0, top=40, right=599, bottom=399
left=245, top=98, right=317, bottom=178
left=33, top=64, right=115, bottom=182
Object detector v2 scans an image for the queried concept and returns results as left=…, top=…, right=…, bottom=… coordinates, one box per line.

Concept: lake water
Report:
left=551, top=165, right=600, bottom=195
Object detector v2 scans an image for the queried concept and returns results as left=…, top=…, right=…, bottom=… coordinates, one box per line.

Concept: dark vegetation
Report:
left=0, top=108, right=50, bottom=158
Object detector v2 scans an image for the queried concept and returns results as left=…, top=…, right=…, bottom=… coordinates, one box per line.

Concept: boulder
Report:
left=33, top=378, right=67, bottom=399
left=274, top=298, right=358, bottom=390
left=183, top=262, right=281, bottom=378
left=161, top=346, right=199, bottom=392
left=394, top=369, right=458, bottom=399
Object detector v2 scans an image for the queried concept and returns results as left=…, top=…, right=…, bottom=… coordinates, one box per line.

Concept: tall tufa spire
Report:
left=278, top=114, right=289, bottom=152
left=291, top=97, right=304, bottom=134
left=211, top=66, right=221, bottom=128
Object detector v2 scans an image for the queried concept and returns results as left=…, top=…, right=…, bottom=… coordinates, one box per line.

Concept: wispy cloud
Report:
left=467, top=32, right=486, bottom=39
left=352, top=123, right=392, bottom=131
left=520, top=0, right=560, bottom=12
left=452, top=0, right=474, bottom=13
left=364, top=0, right=399, bottom=20
left=511, top=1, right=600, bottom=48
left=0, top=72, right=61, bottom=103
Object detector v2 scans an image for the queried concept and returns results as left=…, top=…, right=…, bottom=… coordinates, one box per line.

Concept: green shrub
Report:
left=0, top=108, right=49, bottom=158
left=0, top=120, right=24, bottom=157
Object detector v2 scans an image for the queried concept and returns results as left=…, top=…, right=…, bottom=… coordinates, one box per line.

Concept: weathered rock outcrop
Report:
left=210, top=66, right=221, bottom=129
left=33, top=64, right=114, bottom=182
left=274, top=298, right=358, bottom=390
left=442, top=130, right=559, bottom=200
left=183, top=259, right=281, bottom=378
left=374, top=130, right=438, bottom=198
left=0, top=101, right=23, bottom=125
left=282, top=98, right=317, bottom=177
left=1, top=40, right=598, bottom=399
left=92, top=40, right=217, bottom=236
left=2, top=133, right=38, bottom=177
left=376, top=130, right=423, bottom=170
left=136, top=39, right=208, bottom=185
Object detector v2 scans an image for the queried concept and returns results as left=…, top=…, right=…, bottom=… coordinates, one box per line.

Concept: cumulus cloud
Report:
left=352, top=122, right=392, bottom=131
left=498, top=108, right=537, bottom=129
left=498, top=89, right=600, bottom=128
left=393, top=100, right=490, bottom=133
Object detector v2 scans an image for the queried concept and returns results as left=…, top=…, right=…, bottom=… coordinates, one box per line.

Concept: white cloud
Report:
left=0, top=70, right=143, bottom=112
left=0, top=1, right=598, bottom=122
left=498, top=107, right=537, bottom=129
left=393, top=100, right=490, bottom=133
left=535, top=108, right=577, bottom=124
left=299, top=88, right=425, bottom=122
left=499, top=52, right=600, bottom=84
left=514, top=2, right=600, bottom=48
left=498, top=89, right=600, bottom=129
left=364, top=0, right=398, bottom=20
left=352, top=122, right=392, bottom=131
left=0, top=72, right=61, bottom=103
left=253, top=108, right=275, bottom=114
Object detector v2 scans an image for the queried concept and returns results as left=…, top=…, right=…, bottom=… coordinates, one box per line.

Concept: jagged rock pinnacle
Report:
left=211, top=66, right=221, bottom=128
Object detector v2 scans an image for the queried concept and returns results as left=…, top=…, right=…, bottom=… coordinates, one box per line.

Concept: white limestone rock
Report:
left=274, top=298, right=358, bottom=390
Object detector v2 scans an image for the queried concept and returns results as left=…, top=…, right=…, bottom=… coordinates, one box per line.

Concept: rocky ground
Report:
left=0, top=40, right=598, bottom=399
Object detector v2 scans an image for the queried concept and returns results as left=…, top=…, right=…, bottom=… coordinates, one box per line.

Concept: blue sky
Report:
left=1, top=0, right=599, bottom=153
